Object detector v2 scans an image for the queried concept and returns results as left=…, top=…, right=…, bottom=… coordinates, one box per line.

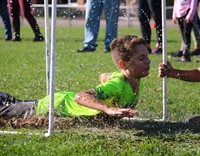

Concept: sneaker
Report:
left=12, top=35, right=21, bottom=41
left=77, top=47, right=96, bottom=52
left=180, top=50, right=191, bottom=62
left=180, top=55, right=191, bottom=62
left=170, top=50, right=183, bottom=57
left=33, top=34, right=44, bottom=41
left=190, top=49, right=200, bottom=56
left=5, top=37, right=12, bottom=41
left=152, top=47, right=162, bottom=54
left=104, top=47, right=111, bottom=53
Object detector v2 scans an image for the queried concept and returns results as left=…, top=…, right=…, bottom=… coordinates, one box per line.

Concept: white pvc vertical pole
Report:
left=162, top=0, right=168, bottom=121
left=45, top=0, right=57, bottom=137
left=44, top=0, right=50, bottom=95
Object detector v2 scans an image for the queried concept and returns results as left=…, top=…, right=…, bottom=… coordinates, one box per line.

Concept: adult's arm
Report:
left=158, top=62, right=200, bottom=82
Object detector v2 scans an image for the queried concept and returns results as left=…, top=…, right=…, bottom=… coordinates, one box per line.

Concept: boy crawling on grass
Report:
left=0, top=35, right=151, bottom=119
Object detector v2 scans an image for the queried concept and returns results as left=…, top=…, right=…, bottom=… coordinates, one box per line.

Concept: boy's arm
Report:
left=74, top=89, right=137, bottom=117
left=158, top=62, right=200, bottom=82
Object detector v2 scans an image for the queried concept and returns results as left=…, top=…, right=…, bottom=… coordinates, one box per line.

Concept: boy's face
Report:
left=124, top=45, right=151, bottom=78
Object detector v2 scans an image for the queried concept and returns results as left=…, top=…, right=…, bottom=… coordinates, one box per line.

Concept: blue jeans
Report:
left=0, top=0, right=12, bottom=40
left=84, top=0, right=120, bottom=49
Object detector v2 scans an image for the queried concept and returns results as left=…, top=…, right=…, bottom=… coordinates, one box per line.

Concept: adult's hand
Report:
left=158, top=61, right=173, bottom=78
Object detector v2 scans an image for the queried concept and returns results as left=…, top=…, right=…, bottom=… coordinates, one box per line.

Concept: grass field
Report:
left=0, top=25, right=200, bottom=155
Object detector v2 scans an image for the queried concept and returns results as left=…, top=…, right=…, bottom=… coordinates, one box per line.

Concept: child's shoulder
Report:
left=109, top=71, right=124, bottom=80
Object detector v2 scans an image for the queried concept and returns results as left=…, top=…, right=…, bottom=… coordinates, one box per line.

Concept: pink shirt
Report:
left=173, top=0, right=198, bottom=21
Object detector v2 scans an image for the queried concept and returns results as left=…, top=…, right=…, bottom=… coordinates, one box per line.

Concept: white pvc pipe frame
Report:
left=0, top=1, right=167, bottom=137
left=44, top=0, right=168, bottom=136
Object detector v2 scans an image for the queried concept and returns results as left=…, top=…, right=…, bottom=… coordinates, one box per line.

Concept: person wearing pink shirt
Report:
left=173, top=0, right=199, bottom=62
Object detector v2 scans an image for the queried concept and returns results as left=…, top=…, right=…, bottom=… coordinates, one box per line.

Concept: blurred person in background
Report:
left=7, top=0, right=44, bottom=41
left=77, top=0, right=120, bottom=53
left=138, top=0, right=162, bottom=54
left=170, top=5, right=200, bottom=58
left=172, top=0, right=199, bottom=62
left=0, top=0, right=12, bottom=41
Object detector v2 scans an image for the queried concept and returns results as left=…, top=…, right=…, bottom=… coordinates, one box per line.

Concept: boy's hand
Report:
left=105, top=107, right=137, bottom=117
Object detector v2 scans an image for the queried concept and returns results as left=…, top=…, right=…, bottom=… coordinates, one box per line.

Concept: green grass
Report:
left=0, top=25, right=200, bottom=155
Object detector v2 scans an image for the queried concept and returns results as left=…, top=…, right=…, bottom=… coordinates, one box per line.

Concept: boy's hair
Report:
left=110, top=35, right=146, bottom=68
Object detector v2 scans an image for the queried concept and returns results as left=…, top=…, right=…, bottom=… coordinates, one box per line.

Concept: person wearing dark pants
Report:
left=172, top=0, right=198, bottom=62
left=170, top=11, right=200, bottom=57
left=0, top=0, right=12, bottom=41
left=176, top=15, right=193, bottom=61
left=191, top=12, right=200, bottom=55
left=138, top=0, right=162, bottom=54
left=7, top=0, right=44, bottom=41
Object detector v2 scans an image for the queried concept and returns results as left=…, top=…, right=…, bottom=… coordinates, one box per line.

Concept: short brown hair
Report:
left=110, top=35, right=146, bottom=67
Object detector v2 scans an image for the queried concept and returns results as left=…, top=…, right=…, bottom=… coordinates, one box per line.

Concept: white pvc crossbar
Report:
left=0, top=1, right=169, bottom=137
left=0, top=131, right=41, bottom=136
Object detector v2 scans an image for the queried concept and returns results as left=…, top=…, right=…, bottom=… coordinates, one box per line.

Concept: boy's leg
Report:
left=0, top=91, right=21, bottom=105
left=0, top=91, right=37, bottom=118
left=0, top=103, right=36, bottom=118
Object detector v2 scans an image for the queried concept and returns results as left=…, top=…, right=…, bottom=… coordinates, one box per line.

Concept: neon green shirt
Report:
left=36, top=72, right=141, bottom=116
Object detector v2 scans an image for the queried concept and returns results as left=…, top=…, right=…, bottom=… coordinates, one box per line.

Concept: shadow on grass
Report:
left=75, top=116, right=200, bottom=136
left=126, top=120, right=200, bottom=136
left=0, top=114, right=199, bottom=136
